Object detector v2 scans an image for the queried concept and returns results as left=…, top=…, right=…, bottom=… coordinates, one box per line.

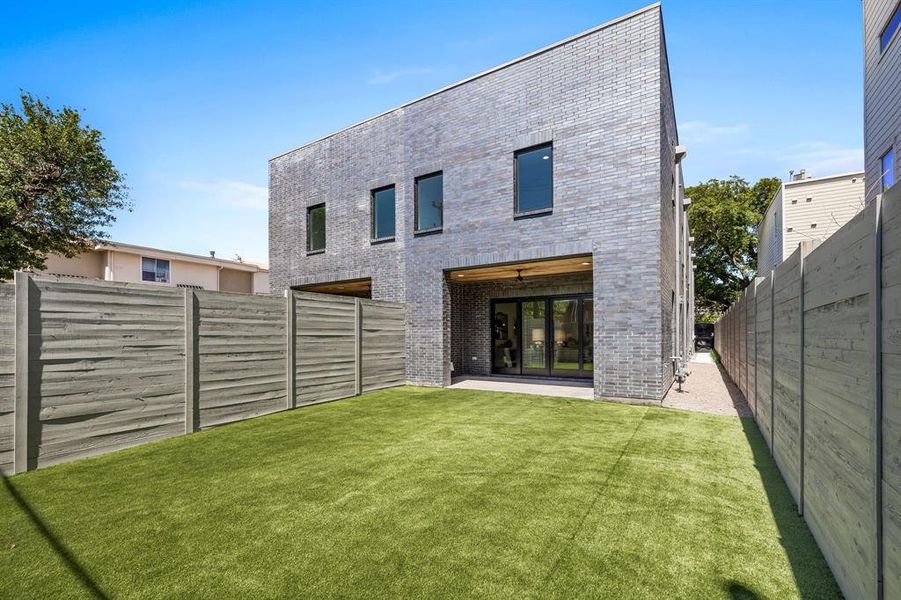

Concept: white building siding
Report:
left=758, top=187, right=783, bottom=274
left=782, top=173, right=866, bottom=256
left=864, top=0, right=901, bottom=201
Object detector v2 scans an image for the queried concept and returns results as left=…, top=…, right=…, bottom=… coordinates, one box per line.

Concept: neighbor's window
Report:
left=307, top=203, right=325, bottom=252
left=141, top=257, right=170, bottom=283
left=415, top=172, right=443, bottom=232
left=882, top=148, right=895, bottom=191
left=371, top=185, right=396, bottom=240
left=881, top=2, right=901, bottom=51
left=515, top=143, right=553, bottom=214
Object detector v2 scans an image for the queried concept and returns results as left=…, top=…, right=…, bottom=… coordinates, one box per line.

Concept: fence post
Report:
left=873, top=195, right=884, bottom=600
left=799, top=249, right=806, bottom=517
left=14, top=272, right=32, bottom=474
left=354, top=298, right=362, bottom=396
left=286, top=290, right=296, bottom=409
left=769, top=270, right=775, bottom=454
left=184, top=289, right=199, bottom=433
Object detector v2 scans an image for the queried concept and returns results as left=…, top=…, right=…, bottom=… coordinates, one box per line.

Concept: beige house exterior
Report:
left=39, top=242, right=270, bottom=294
left=757, top=171, right=866, bottom=273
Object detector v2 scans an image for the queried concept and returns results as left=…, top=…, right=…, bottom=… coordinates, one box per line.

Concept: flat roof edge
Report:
left=783, top=170, right=866, bottom=186
left=270, top=2, right=662, bottom=162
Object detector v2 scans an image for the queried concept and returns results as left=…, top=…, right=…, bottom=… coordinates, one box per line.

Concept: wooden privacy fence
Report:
left=714, top=184, right=901, bottom=600
left=0, top=275, right=405, bottom=475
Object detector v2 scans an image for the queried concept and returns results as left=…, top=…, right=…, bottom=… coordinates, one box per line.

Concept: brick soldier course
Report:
left=269, top=3, right=693, bottom=401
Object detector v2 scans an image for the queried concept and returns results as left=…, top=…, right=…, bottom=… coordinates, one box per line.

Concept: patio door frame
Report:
left=489, top=293, right=592, bottom=379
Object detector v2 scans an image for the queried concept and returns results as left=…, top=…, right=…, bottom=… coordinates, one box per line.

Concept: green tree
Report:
left=0, top=92, right=129, bottom=279
left=687, top=175, right=781, bottom=322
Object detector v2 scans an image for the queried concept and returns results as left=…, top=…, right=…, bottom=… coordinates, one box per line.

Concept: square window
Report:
left=415, top=172, right=443, bottom=232
left=791, top=199, right=797, bottom=204
left=515, top=143, right=553, bottom=214
left=882, top=148, right=895, bottom=192
left=811, top=223, right=817, bottom=229
left=787, top=227, right=793, bottom=232
left=307, top=203, right=325, bottom=252
left=371, top=185, right=396, bottom=241
left=141, top=257, right=170, bottom=283
left=806, top=197, right=812, bottom=202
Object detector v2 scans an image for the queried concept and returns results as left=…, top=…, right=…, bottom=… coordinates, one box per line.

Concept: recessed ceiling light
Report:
left=580, top=262, right=590, bottom=266
left=456, top=274, right=464, bottom=277
left=542, top=155, right=550, bottom=160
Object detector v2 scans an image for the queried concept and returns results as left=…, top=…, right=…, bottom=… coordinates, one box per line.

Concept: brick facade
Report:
left=269, top=4, right=690, bottom=400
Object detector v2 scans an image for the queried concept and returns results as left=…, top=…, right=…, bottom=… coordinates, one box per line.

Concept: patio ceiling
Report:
left=447, top=255, right=592, bottom=283
left=297, top=278, right=372, bottom=297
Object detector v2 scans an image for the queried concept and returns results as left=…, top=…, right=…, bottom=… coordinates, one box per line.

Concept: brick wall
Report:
left=269, top=5, right=682, bottom=400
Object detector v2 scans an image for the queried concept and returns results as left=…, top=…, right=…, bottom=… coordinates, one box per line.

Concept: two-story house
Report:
left=269, top=3, right=693, bottom=401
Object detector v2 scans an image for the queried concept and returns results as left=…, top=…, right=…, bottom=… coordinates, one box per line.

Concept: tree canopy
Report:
left=686, top=175, right=781, bottom=322
left=0, top=92, right=129, bottom=279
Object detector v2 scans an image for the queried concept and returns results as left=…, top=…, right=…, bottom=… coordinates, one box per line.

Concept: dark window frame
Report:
left=880, top=1, right=901, bottom=52
left=882, top=147, right=896, bottom=192
left=370, top=184, right=396, bottom=243
left=513, top=142, right=554, bottom=218
left=414, top=171, right=444, bottom=235
left=306, top=203, right=326, bottom=254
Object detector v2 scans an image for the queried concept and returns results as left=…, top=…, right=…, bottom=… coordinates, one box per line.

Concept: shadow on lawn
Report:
left=3, top=477, right=110, bottom=599
left=709, top=363, right=841, bottom=599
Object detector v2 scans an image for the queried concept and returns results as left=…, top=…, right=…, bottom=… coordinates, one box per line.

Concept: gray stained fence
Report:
left=714, top=183, right=901, bottom=600
left=0, top=277, right=405, bottom=474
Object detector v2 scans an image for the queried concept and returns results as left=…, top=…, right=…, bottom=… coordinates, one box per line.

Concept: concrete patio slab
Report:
left=448, top=376, right=594, bottom=400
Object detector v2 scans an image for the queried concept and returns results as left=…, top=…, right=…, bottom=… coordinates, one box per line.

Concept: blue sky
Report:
left=1, top=0, right=864, bottom=263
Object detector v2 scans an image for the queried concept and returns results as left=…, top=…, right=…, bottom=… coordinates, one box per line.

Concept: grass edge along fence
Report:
left=0, top=276, right=405, bottom=475
left=714, top=183, right=901, bottom=600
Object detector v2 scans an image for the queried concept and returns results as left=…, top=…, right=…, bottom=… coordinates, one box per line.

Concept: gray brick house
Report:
left=269, top=2, right=694, bottom=401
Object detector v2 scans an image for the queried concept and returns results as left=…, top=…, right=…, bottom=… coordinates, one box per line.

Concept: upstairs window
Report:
left=141, top=257, right=170, bottom=283
left=415, top=172, right=443, bottom=233
left=515, top=143, right=553, bottom=215
left=881, top=2, right=901, bottom=51
left=307, top=203, right=325, bottom=253
left=371, top=185, right=396, bottom=241
left=882, top=148, right=895, bottom=191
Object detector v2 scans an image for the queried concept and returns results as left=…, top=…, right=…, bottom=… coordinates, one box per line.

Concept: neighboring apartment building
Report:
left=39, top=242, right=270, bottom=294
left=269, top=3, right=693, bottom=401
left=864, top=0, right=900, bottom=202
left=758, top=170, right=866, bottom=272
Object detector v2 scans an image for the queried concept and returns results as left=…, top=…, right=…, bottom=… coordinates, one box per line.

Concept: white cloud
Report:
left=680, top=121, right=749, bottom=143
left=781, top=141, right=864, bottom=176
left=367, top=66, right=434, bottom=85
left=181, top=179, right=267, bottom=211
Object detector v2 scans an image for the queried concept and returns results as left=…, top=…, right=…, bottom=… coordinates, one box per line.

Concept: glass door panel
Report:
left=582, top=299, right=594, bottom=376
left=522, top=300, right=548, bottom=375
left=551, top=298, right=581, bottom=377
left=491, top=301, right=520, bottom=374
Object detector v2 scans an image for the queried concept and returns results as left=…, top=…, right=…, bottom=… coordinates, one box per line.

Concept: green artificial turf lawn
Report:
left=0, top=387, right=840, bottom=599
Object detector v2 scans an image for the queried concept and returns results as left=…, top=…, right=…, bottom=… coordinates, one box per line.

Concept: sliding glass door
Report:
left=522, top=300, right=548, bottom=375
left=490, top=295, right=593, bottom=379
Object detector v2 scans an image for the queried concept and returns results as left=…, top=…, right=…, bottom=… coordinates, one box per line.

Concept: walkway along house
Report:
left=269, top=3, right=694, bottom=401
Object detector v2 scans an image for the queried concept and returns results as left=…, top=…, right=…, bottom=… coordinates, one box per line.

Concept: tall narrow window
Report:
left=415, top=172, right=443, bottom=233
left=882, top=148, right=895, bottom=191
left=515, top=143, right=553, bottom=215
left=141, top=257, right=170, bottom=283
left=307, top=203, right=325, bottom=253
left=881, top=1, right=901, bottom=51
left=371, top=185, right=396, bottom=241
